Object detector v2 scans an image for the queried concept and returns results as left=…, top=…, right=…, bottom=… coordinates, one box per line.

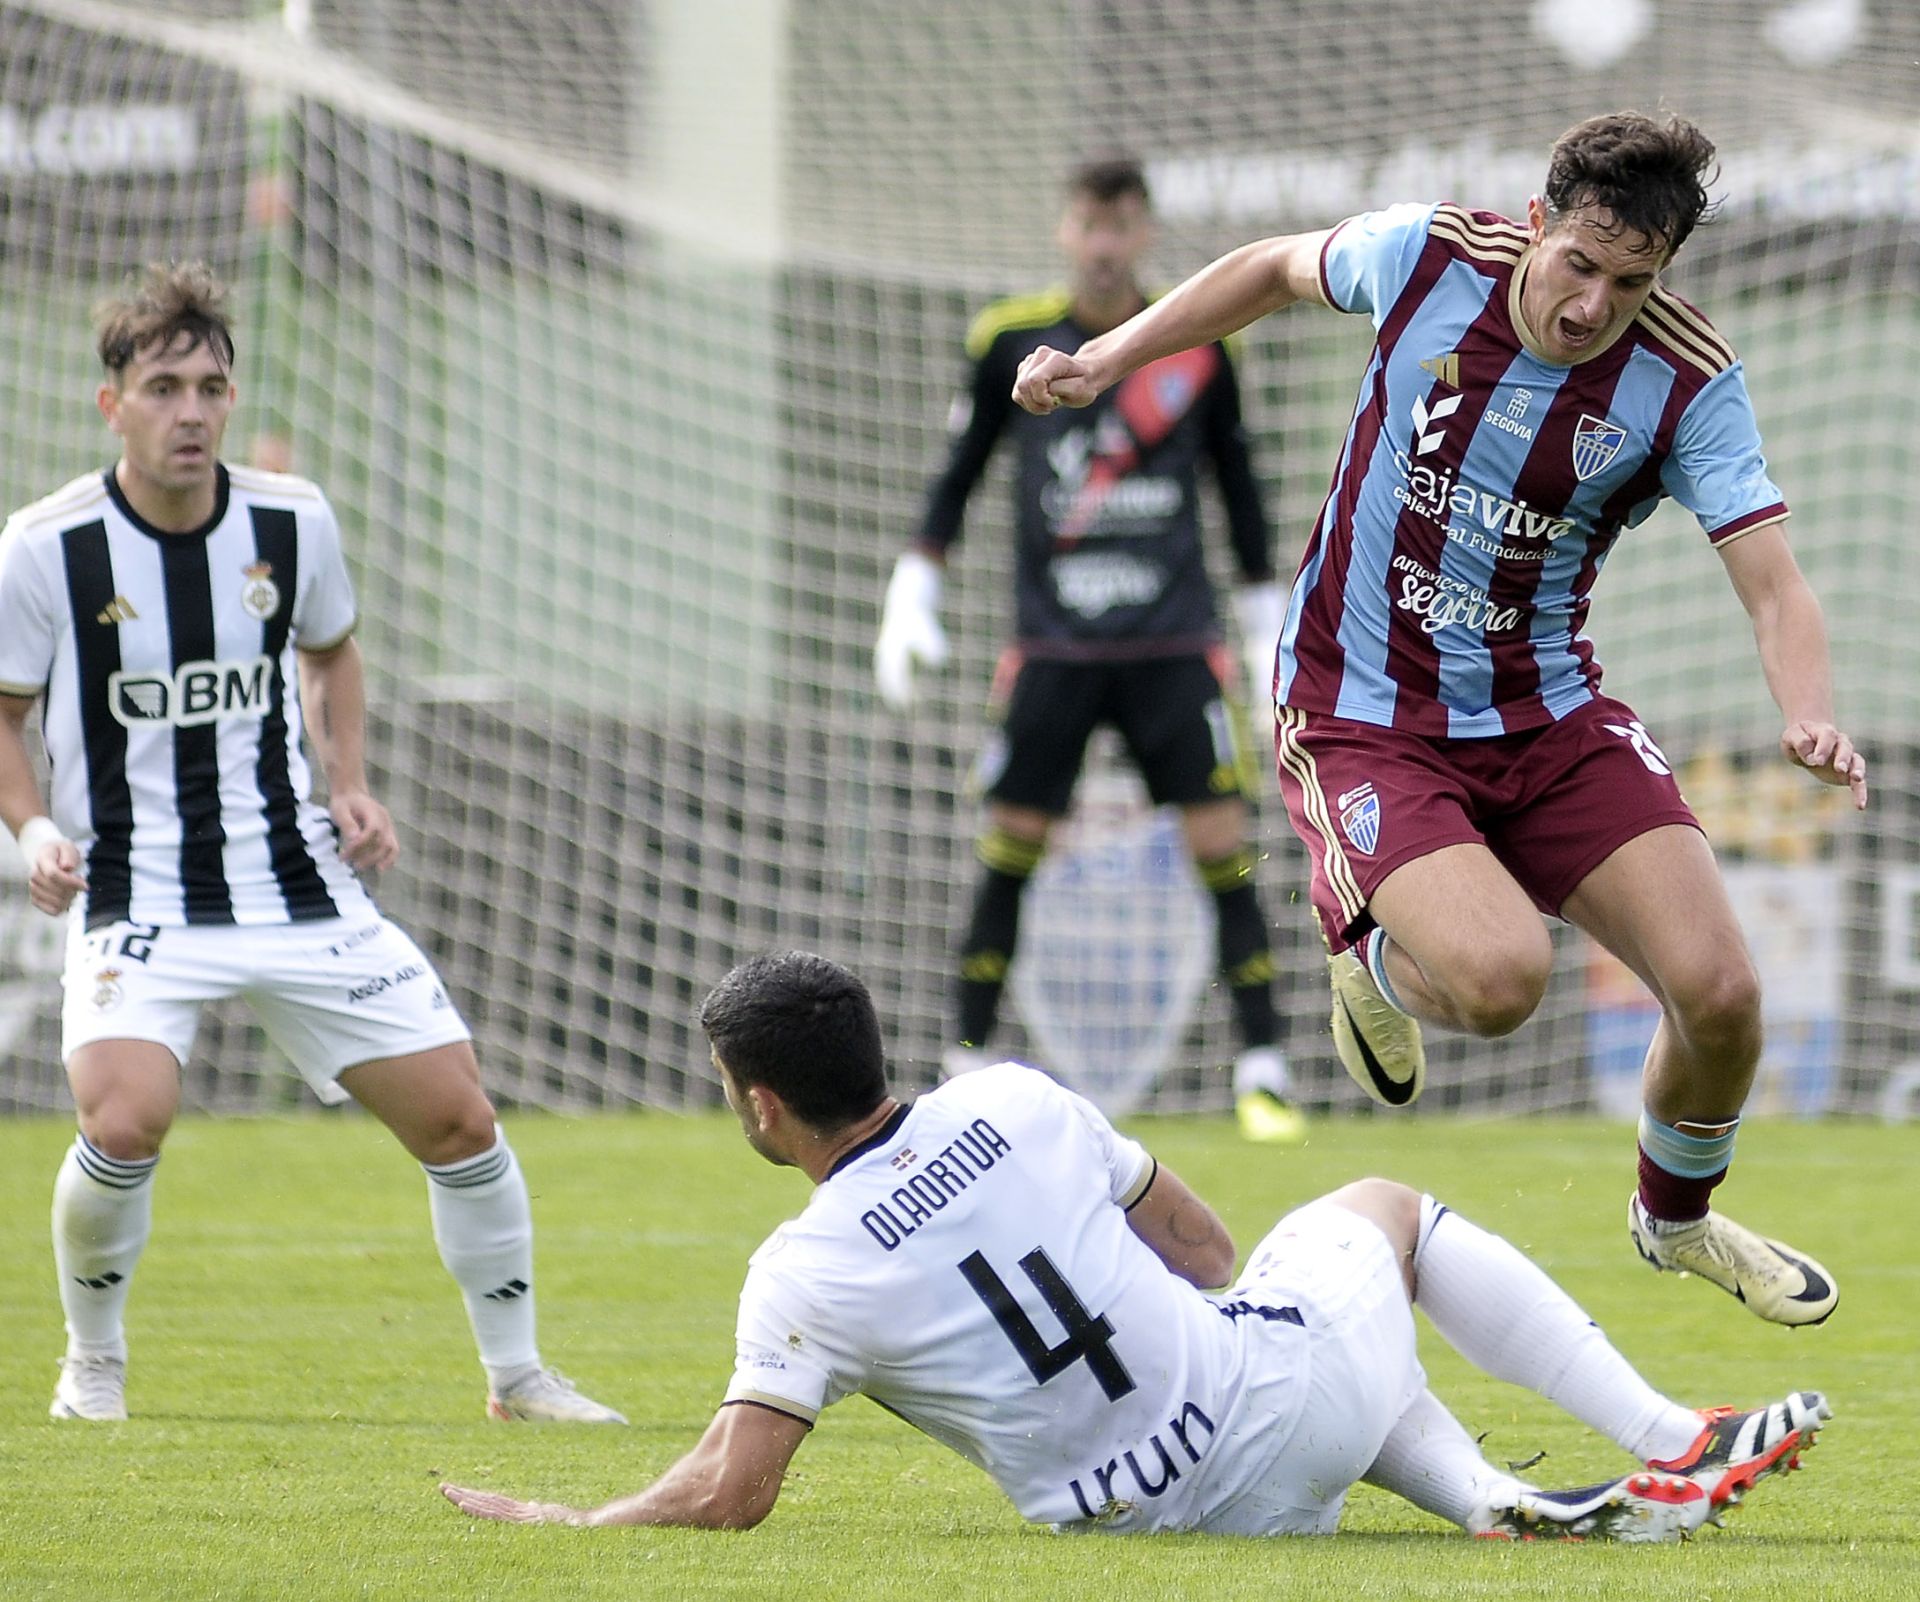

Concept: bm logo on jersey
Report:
left=108, top=655, right=273, bottom=729
left=1572, top=415, right=1628, bottom=481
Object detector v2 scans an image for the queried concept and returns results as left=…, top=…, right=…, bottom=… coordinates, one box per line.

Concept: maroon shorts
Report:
left=1271, top=695, right=1702, bottom=952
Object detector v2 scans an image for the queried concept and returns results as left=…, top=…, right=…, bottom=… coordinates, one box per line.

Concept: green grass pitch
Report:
left=0, top=1112, right=1913, bottom=1600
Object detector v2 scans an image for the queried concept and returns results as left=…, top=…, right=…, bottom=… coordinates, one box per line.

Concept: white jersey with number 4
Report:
left=725, top=1063, right=1315, bottom=1532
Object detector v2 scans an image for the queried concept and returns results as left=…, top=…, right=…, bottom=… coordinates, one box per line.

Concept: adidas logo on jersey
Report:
left=107, top=655, right=273, bottom=729
left=95, top=595, right=139, bottom=625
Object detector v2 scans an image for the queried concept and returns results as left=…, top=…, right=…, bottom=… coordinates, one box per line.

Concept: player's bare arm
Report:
left=0, top=690, right=87, bottom=916
left=442, top=1400, right=810, bottom=1529
left=1011, top=228, right=1334, bottom=416
left=1718, top=521, right=1867, bottom=809
left=296, top=636, right=400, bottom=870
left=1124, top=1162, right=1237, bottom=1290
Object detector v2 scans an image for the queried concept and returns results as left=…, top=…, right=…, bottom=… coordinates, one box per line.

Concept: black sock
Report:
left=957, top=827, right=1042, bottom=1046
left=1199, top=848, right=1283, bottom=1050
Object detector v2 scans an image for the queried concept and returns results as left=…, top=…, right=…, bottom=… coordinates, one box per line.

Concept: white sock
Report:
left=1232, top=1045, right=1291, bottom=1097
left=1412, top=1195, right=1701, bottom=1465
left=423, top=1125, right=540, bottom=1382
left=1365, top=1388, right=1528, bottom=1531
left=52, top=1133, right=156, bottom=1360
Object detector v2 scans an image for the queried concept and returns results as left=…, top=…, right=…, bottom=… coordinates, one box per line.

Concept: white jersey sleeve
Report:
left=726, top=1231, right=859, bottom=1423
left=294, top=493, right=358, bottom=649
left=0, top=515, right=58, bottom=696
left=1060, top=1078, right=1156, bottom=1208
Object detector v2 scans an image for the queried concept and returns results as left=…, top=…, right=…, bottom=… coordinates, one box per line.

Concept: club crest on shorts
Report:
left=240, top=561, right=281, bottom=621
left=1572, top=414, right=1628, bottom=481
left=1338, top=782, right=1381, bottom=857
left=90, top=966, right=124, bottom=1012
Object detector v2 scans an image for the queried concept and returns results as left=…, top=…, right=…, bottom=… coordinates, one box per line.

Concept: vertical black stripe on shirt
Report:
left=250, top=506, right=337, bottom=919
left=60, top=521, right=134, bottom=929
left=158, top=536, right=232, bottom=922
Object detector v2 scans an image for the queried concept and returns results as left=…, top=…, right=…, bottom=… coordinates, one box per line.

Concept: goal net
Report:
left=3, top=0, right=1916, bottom=1119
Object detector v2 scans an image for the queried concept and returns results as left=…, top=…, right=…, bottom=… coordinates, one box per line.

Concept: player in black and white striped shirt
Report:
left=0, top=261, right=620, bottom=1426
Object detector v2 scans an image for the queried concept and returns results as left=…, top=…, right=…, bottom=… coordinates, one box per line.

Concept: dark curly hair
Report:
left=1544, top=112, right=1719, bottom=256
left=94, top=260, right=235, bottom=383
left=700, top=951, right=889, bottom=1127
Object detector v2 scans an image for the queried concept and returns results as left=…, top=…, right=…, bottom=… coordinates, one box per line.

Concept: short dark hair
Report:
left=94, top=261, right=236, bottom=381
left=1067, top=154, right=1150, bottom=208
left=1543, top=112, right=1718, bottom=256
left=699, top=951, right=888, bottom=1127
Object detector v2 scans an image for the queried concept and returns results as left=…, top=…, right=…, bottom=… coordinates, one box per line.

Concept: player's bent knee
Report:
left=1325, top=1177, right=1420, bottom=1257
left=73, top=1085, right=175, bottom=1161
left=417, top=1100, right=500, bottom=1166
left=1672, top=962, right=1763, bottom=1063
left=77, top=1113, right=167, bottom=1163
left=1449, top=962, right=1549, bottom=1037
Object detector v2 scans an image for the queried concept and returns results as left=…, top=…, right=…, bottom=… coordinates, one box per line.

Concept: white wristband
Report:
left=16, top=815, right=65, bottom=863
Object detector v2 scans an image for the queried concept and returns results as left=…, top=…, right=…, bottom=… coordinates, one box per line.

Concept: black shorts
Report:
left=976, top=650, right=1256, bottom=816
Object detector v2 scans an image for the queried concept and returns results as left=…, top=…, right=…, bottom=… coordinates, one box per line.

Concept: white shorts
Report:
left=62, top=914, right=473, bottom=1102
left=1200, top=1198, right=1425, bottom=1536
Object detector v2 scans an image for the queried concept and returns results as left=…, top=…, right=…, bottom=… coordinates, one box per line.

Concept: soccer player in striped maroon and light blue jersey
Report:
left=1012, top=112, right=1863, bottom=1327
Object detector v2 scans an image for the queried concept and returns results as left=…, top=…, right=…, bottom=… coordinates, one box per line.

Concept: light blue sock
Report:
left=1364, top=928, right=1408, bottom=1013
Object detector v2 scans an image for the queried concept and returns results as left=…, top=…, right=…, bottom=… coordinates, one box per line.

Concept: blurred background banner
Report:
left=2, top=0, right=1914, bottom=1115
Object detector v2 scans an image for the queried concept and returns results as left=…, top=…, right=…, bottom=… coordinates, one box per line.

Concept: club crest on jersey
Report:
left=1572, top=414, right=1628, bottom=481
left=90, top=966, right=124, bottom=1013
left=240, top=562, right=281, bottom=621
left=1338, top=783, right=1381, bottom=857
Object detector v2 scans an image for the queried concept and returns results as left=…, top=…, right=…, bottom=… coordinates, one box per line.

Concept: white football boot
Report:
left=50, top=1354, right=128, bottom=1421
left=486, top=1366, right=627, bottom=1424
left=1628, top=1197, right=1839, bottom=1326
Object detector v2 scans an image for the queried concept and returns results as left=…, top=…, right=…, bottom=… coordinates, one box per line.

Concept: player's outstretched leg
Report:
left=1578, top=832, right=1837, bottom=1326
left=420, top=1127, right=627, bottom=1425
left=1397, top=1192, right=1830, bottom=1536
left=1365, top=1388, right=1709, bottom=1543
left=49, top=1132, right=154, bottom=1422
left=345, top=1047, right=624, bottom=1423
left=1328, top=930, right=1424, bottom=1106
left=1411, top=1193, right=1711, bottom=1463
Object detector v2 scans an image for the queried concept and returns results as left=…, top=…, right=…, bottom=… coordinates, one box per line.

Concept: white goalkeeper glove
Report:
left=1232, top=581, right=1285, bottom=713
left=874, top=550, right=950, bottom=711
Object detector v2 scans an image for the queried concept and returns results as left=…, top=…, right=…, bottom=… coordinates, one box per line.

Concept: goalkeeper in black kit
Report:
left=875, top=156, right=1304, bottom=1141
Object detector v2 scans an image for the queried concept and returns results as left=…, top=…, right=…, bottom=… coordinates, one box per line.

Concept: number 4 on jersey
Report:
left=959, top=1247, right=1136, bottom=1401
